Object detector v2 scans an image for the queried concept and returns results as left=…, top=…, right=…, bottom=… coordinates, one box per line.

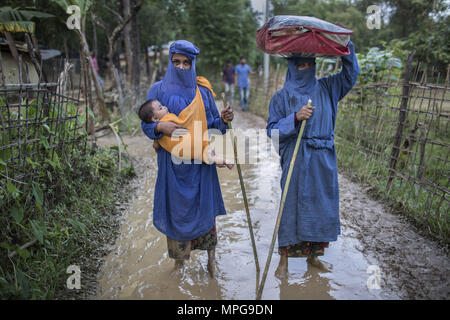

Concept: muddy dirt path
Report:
left=96, top=107, right=449, bottom=300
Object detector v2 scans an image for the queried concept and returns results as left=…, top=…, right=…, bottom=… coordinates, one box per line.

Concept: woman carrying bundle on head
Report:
left=258, top=16, right=360, bottom=285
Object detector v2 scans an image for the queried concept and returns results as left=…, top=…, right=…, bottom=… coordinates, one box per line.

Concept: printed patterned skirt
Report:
left=279, top=241, right=329, bottom=258
left=167, top=224, right=217, bottom=260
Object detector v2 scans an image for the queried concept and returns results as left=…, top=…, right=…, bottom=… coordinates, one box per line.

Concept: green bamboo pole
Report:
left=221, top=93, right=260, bottom=278
left=256, top=99, right=312, bottom=300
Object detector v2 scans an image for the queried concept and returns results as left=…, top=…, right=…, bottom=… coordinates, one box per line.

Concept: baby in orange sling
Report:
left=138, top=96, right=234, bottom=169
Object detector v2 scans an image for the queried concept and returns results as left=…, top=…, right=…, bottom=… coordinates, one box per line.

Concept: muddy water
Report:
left=96, top=108, right=449, bottom=300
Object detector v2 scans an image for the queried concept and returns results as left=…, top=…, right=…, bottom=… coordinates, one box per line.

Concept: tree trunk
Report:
left=122, top=0, right=132, bottom=86
left=80, top=48, right=95, bottom=136
left=145, top=46, right=151, bottom=82
left=91, top=13, right=98, bottom=57
left=130, top=0, right=141, bottom=98
left=78, top=30, right=109, bottom=121
left=63, top=37, right=69, bottom=60
left=91, top=0, right=144, bottom=127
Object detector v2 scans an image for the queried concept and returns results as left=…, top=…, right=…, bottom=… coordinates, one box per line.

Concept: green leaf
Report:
left=26, top=157, right=38, bottom=169
left=6, top=181, right=20, bottom=199
left=30, top=219, right=45, bottom=244
left=14, top=247, right=30, bottom=260
left=67, top=218, right=87, bottom=235
left=16, top=269, right=30, bottom=299
left=52, top=152, right=61, bottom=168
left=10, top=207, right=24, bottom=224
left=32, top=182, right=44, bottom=211
left=0, top=242, right=12, bottom=251
left=43, top=124, right=55, bottom=135
left=41, top=138, right=50, bottom=149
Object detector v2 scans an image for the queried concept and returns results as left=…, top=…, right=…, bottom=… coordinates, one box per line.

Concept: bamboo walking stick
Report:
left=221, top=93, right=260, bottom=278
left=256, top=99, right=312, bottom=300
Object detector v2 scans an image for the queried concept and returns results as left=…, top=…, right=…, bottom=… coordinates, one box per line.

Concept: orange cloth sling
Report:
left=157, top=76, right=216, bottom=163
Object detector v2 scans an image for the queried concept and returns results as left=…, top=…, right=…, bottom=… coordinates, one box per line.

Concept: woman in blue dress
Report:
left=266, top=41, right=359, bottom=277
left=141, top=40, right=233, bottom=277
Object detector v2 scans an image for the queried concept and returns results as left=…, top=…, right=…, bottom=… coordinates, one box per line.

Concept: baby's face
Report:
left=151, top=101, right=169, bottom=122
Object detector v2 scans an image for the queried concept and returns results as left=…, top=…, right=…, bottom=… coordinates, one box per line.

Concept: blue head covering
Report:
left=160, top=40, right=200, bottom=102
left=284, top=57, right=317, bottom=95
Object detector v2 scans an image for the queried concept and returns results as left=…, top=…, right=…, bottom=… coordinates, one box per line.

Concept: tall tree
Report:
left=91, top=0, right=143, bottom=128
left=130, top=0, right=141, bottom=96
left=122, top=0, right=133, bottom=85
left=185, top=0, right=259, bottom=74
left=50, top=0, right=109, bottom=122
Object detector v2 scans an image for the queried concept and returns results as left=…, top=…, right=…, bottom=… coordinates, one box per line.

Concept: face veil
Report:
left=284, top=57, right=318, bottom=96
left=160, top=40, right=200, bottom=102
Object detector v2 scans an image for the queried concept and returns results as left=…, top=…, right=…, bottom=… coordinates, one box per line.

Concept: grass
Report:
left=0, top=146, right=135, bottom=299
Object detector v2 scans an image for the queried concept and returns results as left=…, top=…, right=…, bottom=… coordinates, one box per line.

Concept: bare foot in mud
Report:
left=207, top=248, right=216, bottom=278
left=306, top=256, right=331, bottom=273
left=171, top=260, right=184, bottom=278
left=275, top=255, right=288, bottom=279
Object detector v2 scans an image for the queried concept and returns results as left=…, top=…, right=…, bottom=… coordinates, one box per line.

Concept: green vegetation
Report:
left=183, top=0, right=259, bottom=72
left=334, top=52, right=450, bottom=244
left=0, top=88, right=135, bottom=300
left=0, top=146, right=135, bottom=299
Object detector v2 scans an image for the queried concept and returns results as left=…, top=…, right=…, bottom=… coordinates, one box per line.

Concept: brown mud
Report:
left=95, top=106, right=449, bottom=300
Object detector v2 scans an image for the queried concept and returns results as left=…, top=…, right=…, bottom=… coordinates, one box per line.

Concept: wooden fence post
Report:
left=388, top=51, right=414, bottom=185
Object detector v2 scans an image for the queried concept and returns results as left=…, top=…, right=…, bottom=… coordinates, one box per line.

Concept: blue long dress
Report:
left=266, top=41, right=359, bottom=247
left=141, top=40, right=228, bottom=242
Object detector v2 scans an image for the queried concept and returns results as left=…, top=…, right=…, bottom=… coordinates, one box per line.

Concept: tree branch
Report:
left=101, top=3, right=124, bottom=22
left=91, top=14, right=108, bottom=32
left=110, top=0, right=144, bottom=47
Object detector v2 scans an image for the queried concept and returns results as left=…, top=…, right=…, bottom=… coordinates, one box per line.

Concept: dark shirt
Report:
left=222, top=65, right=235, bottom=84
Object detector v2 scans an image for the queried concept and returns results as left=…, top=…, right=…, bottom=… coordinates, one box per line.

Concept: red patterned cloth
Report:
left=279, top=241, right=329, bottom=257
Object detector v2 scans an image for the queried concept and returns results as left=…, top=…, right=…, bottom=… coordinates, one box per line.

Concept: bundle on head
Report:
left=256, top=15, right=353, bottom=58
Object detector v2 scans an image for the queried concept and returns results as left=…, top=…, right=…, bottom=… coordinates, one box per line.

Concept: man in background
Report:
left=90, top=51, right=103, bottom=89
left=235, top=56, right=255, bottom=111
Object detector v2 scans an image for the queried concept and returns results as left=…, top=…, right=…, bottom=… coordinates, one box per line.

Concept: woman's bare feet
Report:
left=170, top=260, right=184, bottom=277
left=207, top=248, right=216, bottom=278
left=306, top=256, right=331, bottom=273
left=275, top=255, right=288, bottom=279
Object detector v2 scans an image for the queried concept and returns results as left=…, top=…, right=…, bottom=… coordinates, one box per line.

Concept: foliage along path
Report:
left=95, top=105, right=449, bottom=300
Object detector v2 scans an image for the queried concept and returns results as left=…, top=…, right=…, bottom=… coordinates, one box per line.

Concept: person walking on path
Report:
left=222, top=59, right=235, bottom=105
left=266, top=41, right=359, bottom=278
left=235, top=56, right=255, bottom=111
left=90, top=51, right=103, bottom=89
left=141, top=40, right=234, bottom=278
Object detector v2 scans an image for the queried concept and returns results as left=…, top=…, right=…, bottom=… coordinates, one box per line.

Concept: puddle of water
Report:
left=96, top=109, right=401, bottom=300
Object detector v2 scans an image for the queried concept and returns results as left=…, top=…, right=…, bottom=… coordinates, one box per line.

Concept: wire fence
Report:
left=335, top=55, right=449, bottom=241
left=0, top=48, right=89, bottom=185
